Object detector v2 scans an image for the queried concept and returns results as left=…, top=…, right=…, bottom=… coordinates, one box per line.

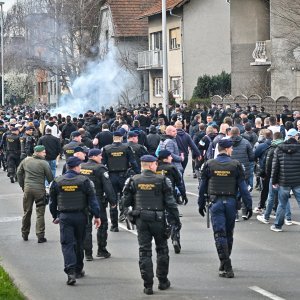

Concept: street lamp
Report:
left=162, top=0, right=169, bottom=118
left=0, top=2, right=4, bottom=106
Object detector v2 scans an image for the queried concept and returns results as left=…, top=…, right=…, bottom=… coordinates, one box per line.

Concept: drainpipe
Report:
left=169, top=8, right=184, bottom=102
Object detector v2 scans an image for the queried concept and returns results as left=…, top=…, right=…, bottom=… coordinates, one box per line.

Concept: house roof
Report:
left=139, top=0, right=189, bottom=18
left=105, top=0, right=154, bottom=37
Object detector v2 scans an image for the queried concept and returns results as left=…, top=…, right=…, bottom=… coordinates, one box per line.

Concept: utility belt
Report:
left=209, top=195, right=236, bottom=203
left=135, top=209, right=165, bottom=222
left=59, top=209, right=85, bottom=213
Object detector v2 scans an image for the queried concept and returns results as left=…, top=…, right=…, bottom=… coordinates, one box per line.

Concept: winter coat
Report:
left=231, top=135, right=254, bottom=179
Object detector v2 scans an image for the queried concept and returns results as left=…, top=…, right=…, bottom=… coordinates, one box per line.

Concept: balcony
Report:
left=251, top=41, right=271, bottom=66
left=137, top=50, right=163, bottom=70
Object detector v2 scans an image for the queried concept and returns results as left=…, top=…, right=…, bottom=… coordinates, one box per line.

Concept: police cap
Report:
left=113, top=130, right=123, bottom=137
left=218, top=138, right=233, bottom=148
left=67, top=156, right=82, bottom=167
left=74, top=146, right=85, bottom=153
left=158, top=150, right=172, bottom=159
left=26, top=126, right=34, bottom=131
left=88, top=148, right=102, bottom=157
left=11, top=127, right=19, bottom=132
left=127, top=131, right=138, bottom=138
left=140, top=155, right=157, bottom=162
left=71, top=131, right=81, bottom=138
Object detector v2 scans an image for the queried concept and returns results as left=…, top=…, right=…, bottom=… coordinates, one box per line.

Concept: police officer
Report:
left=127, top=131, right=149, bottom=168
left=0, top=120, right=7, bottom=170
left=4, top=127, right=21, bottom=183
left=20, top=126, right=36, bottom=160
left=102, top=130, right=139, bottom=232
left=63, top=131, right=83, bottom=159
left=122, top=155, right=180, bottom=295
left=156, top=150, right=185, bottom=254
left=198, top=139, right=252, bottom=278
left=80, top=149, right=117, bottom=261
left=49, top=157, right=101, bottom=285
left=62, top=146, right=87, bottom=175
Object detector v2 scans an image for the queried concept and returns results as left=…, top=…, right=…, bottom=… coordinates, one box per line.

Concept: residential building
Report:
left=230, top=0, right=300, bottom=99
left=138, top=0, right=231, bottom=104
left=98, top=0, right=154, bottom=106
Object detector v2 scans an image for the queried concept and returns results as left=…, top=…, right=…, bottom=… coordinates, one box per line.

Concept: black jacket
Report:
left=272, top=138, right=300, bottom=186
left=38, top=134, right=61, bottom=161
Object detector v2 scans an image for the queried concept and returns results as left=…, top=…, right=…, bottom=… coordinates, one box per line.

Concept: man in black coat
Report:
left=38, top=127, right=61, bottom=178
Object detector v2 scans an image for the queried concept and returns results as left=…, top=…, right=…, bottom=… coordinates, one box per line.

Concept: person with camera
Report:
left=122, top=155, right=180, bottom=295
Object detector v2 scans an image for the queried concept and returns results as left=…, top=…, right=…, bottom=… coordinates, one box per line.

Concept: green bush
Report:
left=193, top=71, right=231, bottom=99
left=189, top=97, right=211, bottom=108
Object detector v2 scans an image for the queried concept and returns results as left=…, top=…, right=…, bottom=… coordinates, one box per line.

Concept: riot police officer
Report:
left=80, top=149, right=117, bottom=261
left=4, top=127, right=21, bottom=183
left=156, top=150, right=185, bottom=254
left=122, top=155, right=180, bottom=295
left=102, top=130, right=139, bottom=232
left=63, top=131, right=83, bottom=159
left=0, top=120, right=8, bottom=170
left=49, top=156, right=101, bottom=285
left=127, top=131, right=148, bottom=168
left=198, top=139, right=252, bottom=278
left=20, top=126, right=36, bottom=160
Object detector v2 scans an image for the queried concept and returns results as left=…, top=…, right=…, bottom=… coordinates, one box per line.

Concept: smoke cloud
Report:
left=51, top=46, right=134, bottom=116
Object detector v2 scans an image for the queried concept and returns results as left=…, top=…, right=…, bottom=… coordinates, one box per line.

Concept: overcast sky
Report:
left=3, top=0, right=15, bottom=12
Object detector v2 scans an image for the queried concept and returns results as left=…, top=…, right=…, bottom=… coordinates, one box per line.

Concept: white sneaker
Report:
left=270, top=225, right=282, bottom=232
left=253, top=207, right=263, bottom=214
left=257, top=215, right=269, bottom=224
left=285, top=219, right=293, bottom=226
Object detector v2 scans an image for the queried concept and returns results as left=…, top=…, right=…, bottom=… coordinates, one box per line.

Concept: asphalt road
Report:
left=0, top=159, right=299, bottom=300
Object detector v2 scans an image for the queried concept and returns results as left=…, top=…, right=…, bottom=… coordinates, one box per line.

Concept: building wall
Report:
left=270, top=0, right=300, bottom=99
left=98, top=5, right=148, bottom=105
left=183, top=0, right=231, bottom=100
left=148, top=13, right=183, bottom=104
left=230, top=0, right=270, bottom=96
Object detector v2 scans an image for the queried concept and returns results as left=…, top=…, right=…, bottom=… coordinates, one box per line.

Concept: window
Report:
left=154, top=78, right=163, bottom=97
left=150, top=31, right=162, bottom=50
left=170, top=77, right=181, bottom=98
left=170, top=28, right=181, bottom=50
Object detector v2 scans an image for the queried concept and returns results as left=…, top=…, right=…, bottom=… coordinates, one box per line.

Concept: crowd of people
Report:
left=0, top=101, right=300, bottom=293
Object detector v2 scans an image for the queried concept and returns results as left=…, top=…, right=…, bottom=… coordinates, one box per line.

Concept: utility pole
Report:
left=162, top=0, right=169, bottom=118
left=0, top=2, right=4, bottom=106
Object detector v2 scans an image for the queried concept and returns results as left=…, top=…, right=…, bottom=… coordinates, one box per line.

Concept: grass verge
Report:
left=0, top=265, right=26, bottom=300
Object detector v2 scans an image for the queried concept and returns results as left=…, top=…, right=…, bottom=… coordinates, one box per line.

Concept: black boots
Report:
left=158, top=279, right=171, bottom=290
left=219, top=259, right=234, bottom=278
left=67, top=273, right=76, bottom=285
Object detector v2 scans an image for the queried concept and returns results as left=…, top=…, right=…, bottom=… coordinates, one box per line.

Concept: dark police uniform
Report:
left=20, top=129, right=36, bottom=160
left=127, top=140, right=148, bottom=168
left=0, top=123, right=8, bottom=170
left=156, top=150, right=185, bottom=254
left=5, top=129, right=21, bottom=182
left=63, top=140, right=82, bottom=159
left=122, top=155, right=180, bottom=295
left=49, top=157, right=100, bottom=285
left=80, top=150, right=117, bottom=259
left=102, top=131, right=139, bottom=231
left=198, top=139, right=252, bottom=278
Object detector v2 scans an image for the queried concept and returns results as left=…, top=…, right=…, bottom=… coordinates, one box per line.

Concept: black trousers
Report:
left=7, top=152, right=20, bottom=177
left=59, top=212, right=87, bottom=275
left=136, top=218, right=169, bottom=288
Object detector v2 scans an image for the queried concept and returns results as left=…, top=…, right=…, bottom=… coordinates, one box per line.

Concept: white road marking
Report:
left=0, top=216, right=22, bottom=223
left=249, top=286, right=286, bottom=300
left=186, top=192, right=198, bottom=197
left=108, top=217, right=138, bottom=236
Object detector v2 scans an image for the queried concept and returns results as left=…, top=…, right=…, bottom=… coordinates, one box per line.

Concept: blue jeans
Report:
left=274, top=185, right=300, bottom=228
left=249, top=162, right=254, bottom=189
left=45, top=160, right=56, bottom=187
left=264, top=179, right=291, bottom=220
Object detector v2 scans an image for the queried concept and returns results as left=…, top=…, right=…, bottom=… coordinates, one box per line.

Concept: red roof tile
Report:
left=105, top=0, right=155, bottom=37
left=139, top=0, right=188, bottom=18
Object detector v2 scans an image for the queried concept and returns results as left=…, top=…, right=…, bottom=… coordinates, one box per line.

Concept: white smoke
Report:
left=51, top=46, right=133, bottom=116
